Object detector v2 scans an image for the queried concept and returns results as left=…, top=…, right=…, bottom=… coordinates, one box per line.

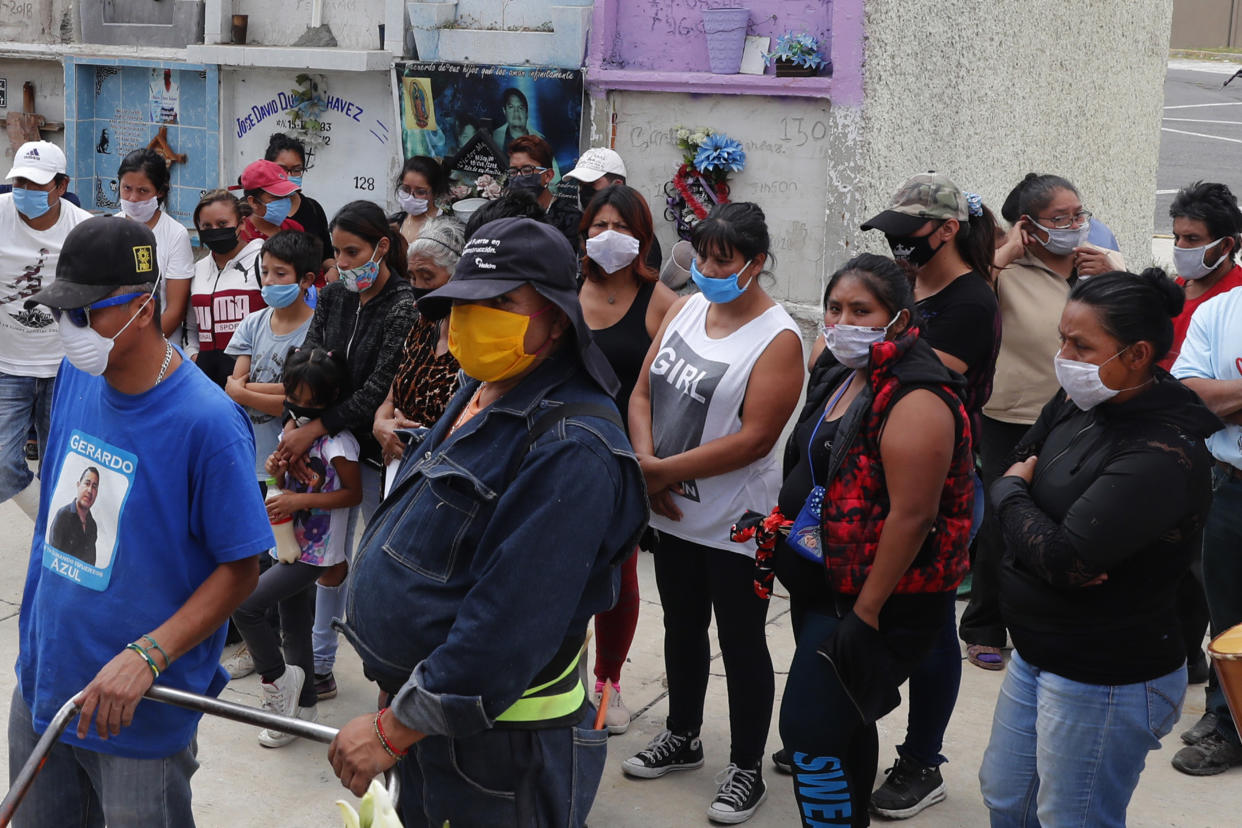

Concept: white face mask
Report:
left=822, top=314, right=899, bottom=370
left=398, top=191, right=429, bottom=216
left=1172, top=238, right=1226, bottom=281
left=121, top=196, right=159, bottom=224
left=1053, top=347, right=1149, bottom=411
left=57, top=288, right=157, bottom=376
left=1031, top=220, right=1089, bottom=256
left=585, top=229, right=641, bottom=274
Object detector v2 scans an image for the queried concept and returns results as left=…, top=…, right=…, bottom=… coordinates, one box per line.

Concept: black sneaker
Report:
left=707, top=764, right=766, bottom=824
left=1182, top=712, right=1219, bottom=746
left=622, top=730, right=704, bottom=779
left=314, top=671, right=337, bottom=701
left=870, top=755, right=946, bottom=819
left=771, top=748, right=792, bottom=775
left=1171, top=731, right=1242, bottom=776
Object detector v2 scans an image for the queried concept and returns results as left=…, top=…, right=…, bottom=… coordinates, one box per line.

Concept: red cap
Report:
left=239, top=160, right=300, bottom=196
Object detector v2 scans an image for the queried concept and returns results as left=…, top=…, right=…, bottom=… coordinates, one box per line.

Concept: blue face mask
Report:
left=12, top=187, right=51, bottom=220
left=287, top=176, right=303, bottom=188
left=261, top=283, right=302, bottom=308
left=260, top=196, right=293, bottom=227
left=690, top=257, right=753, bottom=304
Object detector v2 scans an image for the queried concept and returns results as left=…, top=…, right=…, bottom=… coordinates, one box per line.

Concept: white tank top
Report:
left=647, top=293, right=800, bottom=556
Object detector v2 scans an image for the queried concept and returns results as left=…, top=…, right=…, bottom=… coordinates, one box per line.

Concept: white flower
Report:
left=690, top=131, right=708, bottom=145
left=676, top=128, right=691, bottom=141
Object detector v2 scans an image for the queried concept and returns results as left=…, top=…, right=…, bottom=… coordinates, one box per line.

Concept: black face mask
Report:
left=579, top=184, right=598, bottom=211
left=284, top=401, right=328, bottom=425
left=507, top=173, right=544, bottom=194
left=885, top=227, right=945, bottom=270
left=199, top=226, right=240, bottom=256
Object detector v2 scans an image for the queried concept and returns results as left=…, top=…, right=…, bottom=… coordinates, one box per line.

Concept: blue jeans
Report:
left=1203, top=471, right=1242, bottom=745
left=0, top=372, right=53, bottom=502
left=6, top=688, right=198, bottom=827
left=979, top=650, right=1185, bottom=828
left=313, top=464, right=381, bottom=674
left=396, top=707, right=607, bottom=828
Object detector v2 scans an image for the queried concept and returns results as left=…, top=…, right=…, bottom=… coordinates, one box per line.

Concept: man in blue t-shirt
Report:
left=8, top=216, right=273, bottom=826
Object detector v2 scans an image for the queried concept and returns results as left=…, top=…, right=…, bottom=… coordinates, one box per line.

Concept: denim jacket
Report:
left=339, top=352, right=648, bottom=738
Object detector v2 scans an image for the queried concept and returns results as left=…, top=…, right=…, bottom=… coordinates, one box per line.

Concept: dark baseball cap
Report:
left=26, top=216, right=161, bottom=310
left=419, top=217, right=619, bottom=395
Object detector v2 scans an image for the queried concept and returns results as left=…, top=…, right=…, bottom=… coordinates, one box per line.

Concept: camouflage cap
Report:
left=861, top=172, right=969, bottom=236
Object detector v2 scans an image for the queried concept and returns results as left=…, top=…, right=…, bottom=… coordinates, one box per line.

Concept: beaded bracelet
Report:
left=140, top=634, right=170, bottom=670
left=126, top=643, right=160, bottom=678
left=374, top=708, right=407, bottom=759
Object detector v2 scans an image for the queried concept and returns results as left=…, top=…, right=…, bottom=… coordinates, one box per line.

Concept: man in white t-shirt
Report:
left=1171, top=288, right=1242, bottom=776
left=0, top=141, right=92, bottom=506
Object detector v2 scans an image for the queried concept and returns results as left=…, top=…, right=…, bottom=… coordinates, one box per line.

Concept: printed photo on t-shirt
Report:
left=43, top=430, right=137, bottom=591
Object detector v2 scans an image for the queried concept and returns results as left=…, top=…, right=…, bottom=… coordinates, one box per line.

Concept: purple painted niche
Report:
left=601, top=0, right=833, bottom=75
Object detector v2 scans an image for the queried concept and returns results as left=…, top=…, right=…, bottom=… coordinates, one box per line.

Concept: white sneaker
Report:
left=259, top=701, right=318, bottom=748
left=592, top=685, right=631, bottom=735
left=258, top=664, right=304, bottom=748
left=222, top=643, right=255, bottom=680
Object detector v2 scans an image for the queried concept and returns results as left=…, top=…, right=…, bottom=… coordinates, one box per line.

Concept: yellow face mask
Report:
left=447, top=302, right=555, bottom=383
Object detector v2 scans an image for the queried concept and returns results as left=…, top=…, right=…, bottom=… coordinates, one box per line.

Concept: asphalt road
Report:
left=1156, top=59, right=1242, bottom=229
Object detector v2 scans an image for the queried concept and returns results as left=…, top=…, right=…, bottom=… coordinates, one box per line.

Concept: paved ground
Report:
left=1157, top=59, right=1242, bottom=230
left=0, top=487, right=1234, bottom=826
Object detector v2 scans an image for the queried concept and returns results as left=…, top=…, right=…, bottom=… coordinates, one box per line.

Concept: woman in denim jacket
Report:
left=327, top=217, right=648, bottom=828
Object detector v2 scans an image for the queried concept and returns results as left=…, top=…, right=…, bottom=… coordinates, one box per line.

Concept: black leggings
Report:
left=653, top=533, right=773, bottom=768
left=233, top=558, right=321, bottom=708
left=780, top=594, right=950, bottom=827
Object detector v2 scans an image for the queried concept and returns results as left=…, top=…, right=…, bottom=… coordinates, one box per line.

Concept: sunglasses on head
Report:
left=52, top=292, right=147, bottom=328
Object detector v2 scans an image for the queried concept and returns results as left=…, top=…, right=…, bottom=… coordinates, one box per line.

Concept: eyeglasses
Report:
left=398, top=185, right=433, bottom=198
left=280, top=165, right=306, bottom=177
left=507, top=165, right=548, bottom=177
left=1035, top=210, right=1092, bottom=230
left=52, top=292, right=146, bottom=328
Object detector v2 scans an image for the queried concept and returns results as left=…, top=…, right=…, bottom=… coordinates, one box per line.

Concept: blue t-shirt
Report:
left=17, top=354, right=275, bottom=759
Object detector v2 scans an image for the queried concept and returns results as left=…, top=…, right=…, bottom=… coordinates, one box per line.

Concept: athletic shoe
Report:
left=592, top=684, right=631, bottom=735
left=1171, top=731, right=1242, bottom=776
left=259, top=703, right=319, bottom=748
left=707, top=763, right=767, bottom=824
left=258, top=664, right=304, bottom=747
left=221, top=643, right=255, bottom=680
left=771, top=748, right=792, bottom=775
left=622, top=730, right=704, bottom=778
left=314, top=671, right=337, bottom=701
left=1182, top=712, right=1219, bottom=746
left=870, top=755, right=947, bottom=818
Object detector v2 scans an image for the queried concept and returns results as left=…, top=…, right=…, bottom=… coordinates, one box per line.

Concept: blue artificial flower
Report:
left=694, top=133, right=747, bottom=174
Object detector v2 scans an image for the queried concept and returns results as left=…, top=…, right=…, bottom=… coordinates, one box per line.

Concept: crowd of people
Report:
left=0, top=126, right=1239, bottom=828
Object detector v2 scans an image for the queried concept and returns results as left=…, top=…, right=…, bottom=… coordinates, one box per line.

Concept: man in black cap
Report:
left=9, top=217, right=272, bottom=826
left=328, top=217, right=648, bottom=827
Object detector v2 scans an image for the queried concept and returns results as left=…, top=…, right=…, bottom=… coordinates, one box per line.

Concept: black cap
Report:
left=26, top=216, right=161, bottom=310
left=419, top=217, right=619, bottom=396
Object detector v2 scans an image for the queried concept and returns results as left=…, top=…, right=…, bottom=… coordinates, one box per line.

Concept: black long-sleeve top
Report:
left=991, top=374, right=1220, bottom=685
left=303, top=274, right=416, bottom=466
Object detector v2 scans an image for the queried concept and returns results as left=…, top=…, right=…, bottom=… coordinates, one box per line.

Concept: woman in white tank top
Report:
left=622, top=203, right=805, bottom=824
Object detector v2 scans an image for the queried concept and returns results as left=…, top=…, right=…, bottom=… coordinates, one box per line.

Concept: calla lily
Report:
left=337, top=779, right=405, bottom=828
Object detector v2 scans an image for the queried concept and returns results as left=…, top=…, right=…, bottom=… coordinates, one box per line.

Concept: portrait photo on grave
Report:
left=395, top=61, right=583, bottom=194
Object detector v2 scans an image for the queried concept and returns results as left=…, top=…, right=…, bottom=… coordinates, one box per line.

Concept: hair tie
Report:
left=964, top=192, right=984, bottom=218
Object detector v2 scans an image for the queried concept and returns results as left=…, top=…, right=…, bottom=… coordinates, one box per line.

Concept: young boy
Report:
left=224, top=230, right=321, bottom=478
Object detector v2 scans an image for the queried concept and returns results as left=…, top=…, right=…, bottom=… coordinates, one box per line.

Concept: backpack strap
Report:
left=505, top=403, right=623, bottom=485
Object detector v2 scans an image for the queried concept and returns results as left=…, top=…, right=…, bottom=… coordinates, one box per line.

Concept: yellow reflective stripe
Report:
left=494, top=681, right=585, bottom=723
left=494, top=650, right=583, bottom=723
